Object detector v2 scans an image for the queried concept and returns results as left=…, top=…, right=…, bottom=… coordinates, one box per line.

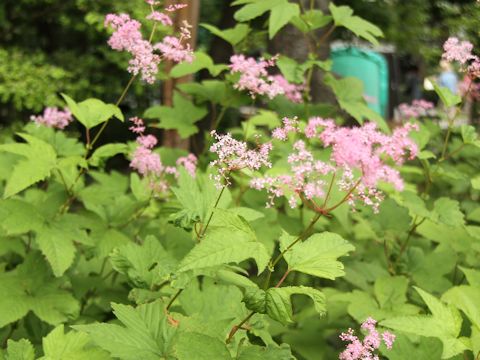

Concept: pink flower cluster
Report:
left=252, top=118, right=418, bottom=212
left=129, top=117, right=197, bottom=193
left=30, top=107, right=73, bottom=129
left=442, top=37, right=480, bottom=78
left=398, top=99, right=434, bottom=119
left=229, top=55, right=302, bottom=101
left=271, top=75, right=304, bottom=103
left=272, top=116, right=300, bottom=140
left=105, top=14, right=160, bottom=83
left=443, top=37, right=475, bottom=64
left=104, top=8, right=193, bottom=83
left=339, top=317, right=395, bottom=360
left=209, top=131, right=272, bottom=188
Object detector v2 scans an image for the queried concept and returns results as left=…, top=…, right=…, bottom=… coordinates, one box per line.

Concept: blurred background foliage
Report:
left=0, top=0, right=479, bottom=124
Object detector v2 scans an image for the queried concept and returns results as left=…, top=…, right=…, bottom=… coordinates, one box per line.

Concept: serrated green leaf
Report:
left=110, top=236, right=177, bottom=289
left=36, top=215, right=89, bottom=277
left=200, top=23, right=250, bottom=46
left=5, top=339, right=35, bottom=360
left=174, top=332, right=232, bottom=360
left=244, top=286, right=325, bottom=325
left=40, top=325, right=110, bottom=360
left=329, top=3, right=383, bottom=45
left=61, top=94, right=123, bottom=129
left=234, top=0, right=285, bottom=22
left=433, top=84, right=462, bottom=108
left=432, top=197, right=464, bottom=227
left=442, top=286, right=480, bottom=328
left=237, top=344, right=294, bottom=360
left=144, top=92, right=207, bottom=138
left=0, top=199, right=45, bottom=235
left=279, top=231, right=354, bottom=280
left=178, top=209, right=269, bottom=274
left=0, top=133, right=57, bottom=198
left=381, top=287, right=469, bottom=359
left=324, top=74, right=389, bottom=132
left=290, top=9, right=332, bottom=33
left=170, top=52, right=227, bottom=78
left=89, top=143, right=128, bottom=167
left=0, top=253, right=79, bottom=327
left=75, top=301, right=176, bottom=360
left=269, top=2, right=300, bottom=39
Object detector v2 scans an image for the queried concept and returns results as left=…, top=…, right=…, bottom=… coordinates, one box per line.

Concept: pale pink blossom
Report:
left=146, top=11, right=173, bottom=26
left=209, top=131, right=272, bottom=188
left=229, top=55, right=285, bottom=99
left=443, top=37, right=476, bottom=64
left=31, top=107, right=73, bottom=129
left=271, top=75, right=304, bottom=103
left=398, top=99, right=434, bottom=119
left=154, top=36, right=194, bottom=63
left=104, top=14, right=160, bottom=83
left=272, top=117, right=299, bottom=141
left=252, top=118, right=418, bottom=212
left=165, top=4, right=188, bottom=12
left=145, top=0, right=160, bottom=5
left=177, top=154, right=198, bottom=177
left=339, top=317, right=395, bottom=360
left=128, top=117, right=194, bottom=193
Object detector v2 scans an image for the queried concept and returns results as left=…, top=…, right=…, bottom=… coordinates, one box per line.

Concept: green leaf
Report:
left=237, top=344, right=294, bottom=360
left=290, top=9, right=332, bottom=33
left=329, top=3, right=383, bottom=45
left=170, top=52, right=227, bottom=78
left=89, top=143, right=129, bottom=167
left=244, top=286, right=326, bottom=325
left=0, top=253, right=79, bottom=327
left=269, top=2, right=300, bottom=39
left=200, top=23, right=250, bottom=46
left=279, top=231, right=354, bottom=280
left=110, top=236, right=177, bottom=289
left=459, top=267, right=480, bottom=287
left=442, top=286, right=480, bottom=328
left=61, top=94, right=124, bottom=129
left=36, top=215, right=89, bottom=277
left=433, top=84, right=462, bottom=108
left=173, top=332, right=232, bottom=360
left=40, top=325, right=110, bottom=360
left=461, top=124, right=480, bottom=147
left=234, top=0, right=285, bottom=22
left=432, top=197, right=465, bottom=227
left=178, top=209, right=270, bottom=274
left=345, top=276, right=419, bottom=322
left=324, top=74, right=389, bottom=132
left=144, top=92, right=207, bottom=138
left=0, top=133, right=57, bottom=198
left=4, top=339, right=35, bottom=360
left=75, top=301, right=176, bottom=360
left=386, top=335, right=443, bottom=360
left=381, top=287, right=469, bottom=359
left=0, top=199, right=45, bottom=235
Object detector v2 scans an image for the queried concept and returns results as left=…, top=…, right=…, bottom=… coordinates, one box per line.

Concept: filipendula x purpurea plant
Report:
left=1, top=1, right=480, bottom=359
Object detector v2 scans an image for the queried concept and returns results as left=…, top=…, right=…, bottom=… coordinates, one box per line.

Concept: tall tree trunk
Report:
left=162, top=0, right=200, bottom=149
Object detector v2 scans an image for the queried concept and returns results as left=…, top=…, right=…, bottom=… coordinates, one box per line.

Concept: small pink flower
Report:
left=30, top=107, right=73, bottom=129
left=177, top=154, right=197, bottom=177
left=146, top=11, right=173, bottom=26
left=229, top=54, right=285, bottom=99
left=165, top=3, right=188, bottom=12
left=443, top=37, right=476, bottom=64
left=398, top=100, right=434, bottom=119
left=154, top=36, right=194, bottom=63
left=271, top=75, right=304, bottom=103
left=339, top=317, right=395, bottom=360
left=209, top=131, right=272, bottom=188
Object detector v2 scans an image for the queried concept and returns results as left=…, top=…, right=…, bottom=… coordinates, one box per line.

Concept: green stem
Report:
left=226, top=311, right=254, bottom=343
left=166, top=289, right=183, bottom=311
left=198, top=183, right=227, bottom=240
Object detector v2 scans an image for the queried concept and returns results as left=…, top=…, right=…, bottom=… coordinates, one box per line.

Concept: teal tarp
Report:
left=331, top=47, right=389, bottom=118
